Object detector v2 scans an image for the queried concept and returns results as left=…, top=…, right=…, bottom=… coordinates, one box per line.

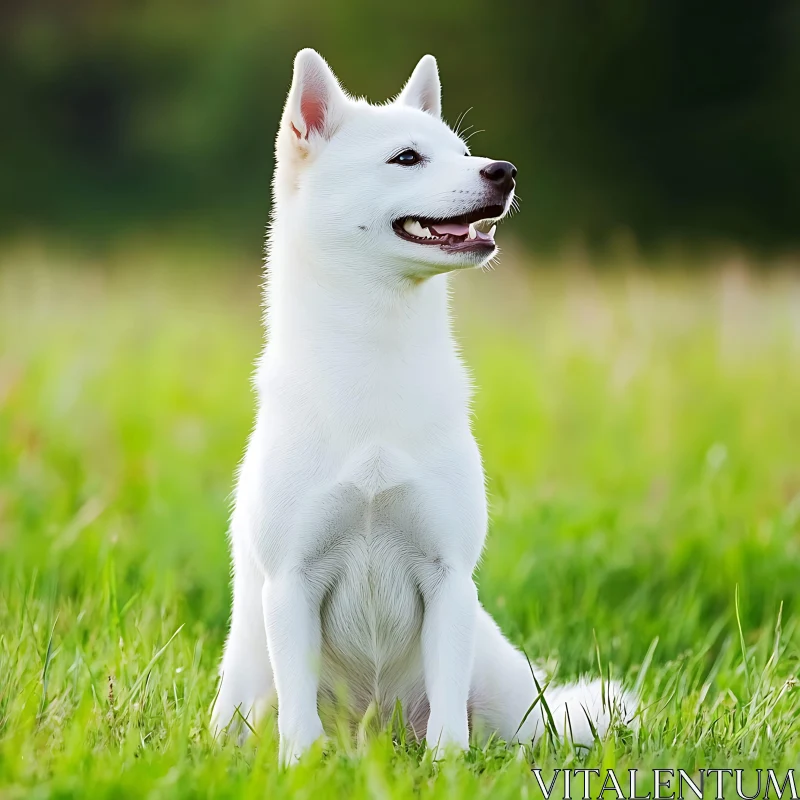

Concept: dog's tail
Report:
left=470, top=608, right=637, bottom=747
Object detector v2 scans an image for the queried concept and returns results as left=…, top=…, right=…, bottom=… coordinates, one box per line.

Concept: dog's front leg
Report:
left=262, top=572, right=324, bottom=765
left=422, top=570, right=478, bottom=754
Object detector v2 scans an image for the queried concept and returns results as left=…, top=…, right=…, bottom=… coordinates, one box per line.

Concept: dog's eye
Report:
left=390, top=149, right=422, bottom=166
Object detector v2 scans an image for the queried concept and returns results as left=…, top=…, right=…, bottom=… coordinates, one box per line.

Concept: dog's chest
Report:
left=305, top=445, right=433, bottom=704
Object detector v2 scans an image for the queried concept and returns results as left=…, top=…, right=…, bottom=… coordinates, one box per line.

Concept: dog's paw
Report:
left=425, top=714, right=469, bottom=758
left=278, top=719, right=326, bottom=767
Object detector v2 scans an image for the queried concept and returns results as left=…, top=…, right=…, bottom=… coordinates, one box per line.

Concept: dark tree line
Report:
left=2, top=0, right=798, bottom=251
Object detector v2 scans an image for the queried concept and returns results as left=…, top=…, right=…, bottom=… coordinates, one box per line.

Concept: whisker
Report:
left=453, top=107, right=473, bottom=138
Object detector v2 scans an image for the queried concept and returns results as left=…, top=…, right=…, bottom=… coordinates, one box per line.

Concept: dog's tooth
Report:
left=468, top=223, right=477, bottom=240
left=403, top=219, right=426, bottom=238
left=489, top=224, right=497, bottom=239
left=421, top=226, right=432, bottom=238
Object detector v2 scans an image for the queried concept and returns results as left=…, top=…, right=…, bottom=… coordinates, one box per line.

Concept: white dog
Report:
left=212, top=49, right=634, bottom=764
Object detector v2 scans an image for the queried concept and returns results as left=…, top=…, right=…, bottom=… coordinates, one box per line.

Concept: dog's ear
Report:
left=281, top=49, right=346, bottom=146
left=396, top=55, right=441, bottom=119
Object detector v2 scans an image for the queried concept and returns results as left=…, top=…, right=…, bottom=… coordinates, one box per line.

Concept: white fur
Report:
left=212, top=49, right=635, bottom=764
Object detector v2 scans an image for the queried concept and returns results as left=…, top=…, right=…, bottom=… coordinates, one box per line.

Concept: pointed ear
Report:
left=396, top=55, right=441, bottom=118
left=282, top=49, right=346, bottom=143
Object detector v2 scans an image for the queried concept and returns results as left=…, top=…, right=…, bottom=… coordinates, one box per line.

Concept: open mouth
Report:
left=392, top=203, right=504, bottom=253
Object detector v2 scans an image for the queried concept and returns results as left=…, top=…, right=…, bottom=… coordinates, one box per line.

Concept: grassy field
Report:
left=1, top=244, right=799, bottom=798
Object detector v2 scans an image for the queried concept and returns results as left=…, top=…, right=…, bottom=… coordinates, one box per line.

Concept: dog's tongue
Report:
left=429, top=222, right=469, bottom=237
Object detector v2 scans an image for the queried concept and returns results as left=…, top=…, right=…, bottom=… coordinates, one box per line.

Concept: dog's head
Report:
left=273, top=49, right=516, bottom=281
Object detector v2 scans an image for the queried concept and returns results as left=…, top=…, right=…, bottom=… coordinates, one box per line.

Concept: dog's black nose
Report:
left=480, top=161, right=517, bottom=193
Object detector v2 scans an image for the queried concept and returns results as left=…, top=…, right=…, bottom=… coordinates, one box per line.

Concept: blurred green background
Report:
left=2, top=3, right=800, bottom=794
left=2, top=0, right=799, bottom=251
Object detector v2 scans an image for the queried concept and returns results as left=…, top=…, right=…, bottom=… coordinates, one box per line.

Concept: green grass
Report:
left=1, top=245, right=799, bottom=798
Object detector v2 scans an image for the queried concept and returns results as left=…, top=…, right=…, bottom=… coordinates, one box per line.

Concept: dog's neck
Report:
left=265, top=239, right=454, bottom=355
left=260, top=232, right=471, bottom=423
